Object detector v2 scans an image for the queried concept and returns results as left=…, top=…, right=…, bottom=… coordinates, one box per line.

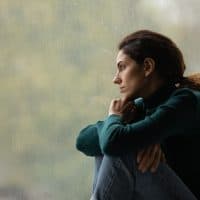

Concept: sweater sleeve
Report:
left=98, top=89, right=198, bottom=156
left=76, top=98, right=146, bottom=156
left=76, top=121, right=104, bottom=156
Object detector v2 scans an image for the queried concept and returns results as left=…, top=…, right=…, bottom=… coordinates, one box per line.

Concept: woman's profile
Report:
left=76, top=30, right=200, bottom=199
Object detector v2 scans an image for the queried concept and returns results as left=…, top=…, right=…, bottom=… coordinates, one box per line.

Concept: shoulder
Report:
left=171, top=87, right=198, bottom=96
left=165, top=87, right=198, bottom=106
left=151, top=87, right=198, bottom=116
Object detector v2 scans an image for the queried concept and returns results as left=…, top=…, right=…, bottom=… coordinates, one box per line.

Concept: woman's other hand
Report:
left=137, top=144, right=166, bottom=173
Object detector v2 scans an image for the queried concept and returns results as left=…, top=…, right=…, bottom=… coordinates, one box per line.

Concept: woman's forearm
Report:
left=76, top=98, right=146, bottom=156
left=98, top=89, right=197, bottom=156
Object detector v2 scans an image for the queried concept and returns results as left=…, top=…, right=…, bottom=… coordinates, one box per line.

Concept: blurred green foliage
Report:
left=0, top=0, right=200, bottom=199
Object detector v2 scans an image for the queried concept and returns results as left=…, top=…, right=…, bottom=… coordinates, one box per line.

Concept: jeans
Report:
left=90, top=153, right=197, bottom=200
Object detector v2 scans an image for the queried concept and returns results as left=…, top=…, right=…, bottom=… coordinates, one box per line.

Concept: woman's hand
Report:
left=137, top=144, right=166, bottom=173
left=108, top=98, right=141, bottom=123
left=108, top=98, right=124, bottom=116
left=108, top=98, right=134, bottom=115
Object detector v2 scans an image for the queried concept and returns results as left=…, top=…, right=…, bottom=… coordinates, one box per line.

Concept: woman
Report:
left=76, top=30, right=200, bottom=199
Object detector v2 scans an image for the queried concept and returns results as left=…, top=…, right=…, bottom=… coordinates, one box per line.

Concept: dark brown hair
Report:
left=118, top=30, right=200, bottom=90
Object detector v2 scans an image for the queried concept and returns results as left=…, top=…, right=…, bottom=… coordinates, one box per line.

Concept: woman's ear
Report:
left=143, top=57, right=155, bottom=77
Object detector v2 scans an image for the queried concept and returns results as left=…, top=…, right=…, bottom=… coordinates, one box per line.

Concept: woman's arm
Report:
left=76, top=121, right=104, bottom=156
left=98, top=89, right=198, bottom=156
left=76, top=98, right=146, bottom=156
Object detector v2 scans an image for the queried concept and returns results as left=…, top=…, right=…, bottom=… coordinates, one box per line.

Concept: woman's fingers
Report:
left=137, top=149, right=145, bottom=163
left=121, top=102, right=138, bottom=123
left=137, top=145, right=155, bottom=172
left=108, top=98, right=122, bottom=115
left=121, top=103, right=132, bottom=122
left=121, top=101, right=133, bottom=113
left=109, top=99, right=134, bottom=116
left=137, top=144, right=161, bottom=173
left=150, top=147, right=162, bottom=173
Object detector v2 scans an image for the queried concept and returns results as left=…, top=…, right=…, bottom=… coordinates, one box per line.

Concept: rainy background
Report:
left=0, top=0, right=200, bottom=199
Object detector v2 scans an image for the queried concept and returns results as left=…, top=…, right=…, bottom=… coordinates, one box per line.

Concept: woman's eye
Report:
left=119, top=65, right=126, bottom=70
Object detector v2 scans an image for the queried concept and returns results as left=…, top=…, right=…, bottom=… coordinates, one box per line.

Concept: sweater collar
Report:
left=143, top=83, right=177, bottom=109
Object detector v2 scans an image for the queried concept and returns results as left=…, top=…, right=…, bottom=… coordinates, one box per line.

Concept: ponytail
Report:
left=176, top=73, right=200, bottom=90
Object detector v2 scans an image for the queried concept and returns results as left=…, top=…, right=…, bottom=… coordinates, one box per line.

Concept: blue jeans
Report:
left=90, top=154, right=197, bottom=200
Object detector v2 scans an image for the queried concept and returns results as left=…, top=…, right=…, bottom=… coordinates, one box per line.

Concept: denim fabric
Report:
left=90, top=154, right=197, bottom=200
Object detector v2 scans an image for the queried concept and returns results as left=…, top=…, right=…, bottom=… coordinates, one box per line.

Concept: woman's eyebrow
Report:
left=117, top=60, right=128, bottom=69
left=117, top=61, right=123, bottom=68
left=117, top=61, right=122, bottom=68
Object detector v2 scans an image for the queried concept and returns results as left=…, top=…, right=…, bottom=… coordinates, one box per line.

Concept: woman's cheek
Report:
left=130, top=79, right=143, bottom=97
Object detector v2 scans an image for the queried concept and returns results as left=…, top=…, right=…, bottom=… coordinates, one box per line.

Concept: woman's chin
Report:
left=121, top=93, right=136, bottom=101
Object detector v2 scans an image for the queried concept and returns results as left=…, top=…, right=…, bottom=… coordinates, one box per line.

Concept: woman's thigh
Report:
left=135, top=162, right=197, bottom=199
left=91, top=154, right=197, bottom=200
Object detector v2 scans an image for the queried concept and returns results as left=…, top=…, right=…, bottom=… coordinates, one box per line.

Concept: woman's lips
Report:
left=120, top=87, right=125, bottom=92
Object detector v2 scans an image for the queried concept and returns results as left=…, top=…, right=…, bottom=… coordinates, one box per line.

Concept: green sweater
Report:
left=76, top=85, right=199, bottom=156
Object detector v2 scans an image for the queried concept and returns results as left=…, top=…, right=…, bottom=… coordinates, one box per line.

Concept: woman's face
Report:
left=113, top=50, right=146, bottom=100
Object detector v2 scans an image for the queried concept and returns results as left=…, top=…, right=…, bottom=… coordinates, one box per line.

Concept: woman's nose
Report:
left=112, top=75, right=121, bottom=84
